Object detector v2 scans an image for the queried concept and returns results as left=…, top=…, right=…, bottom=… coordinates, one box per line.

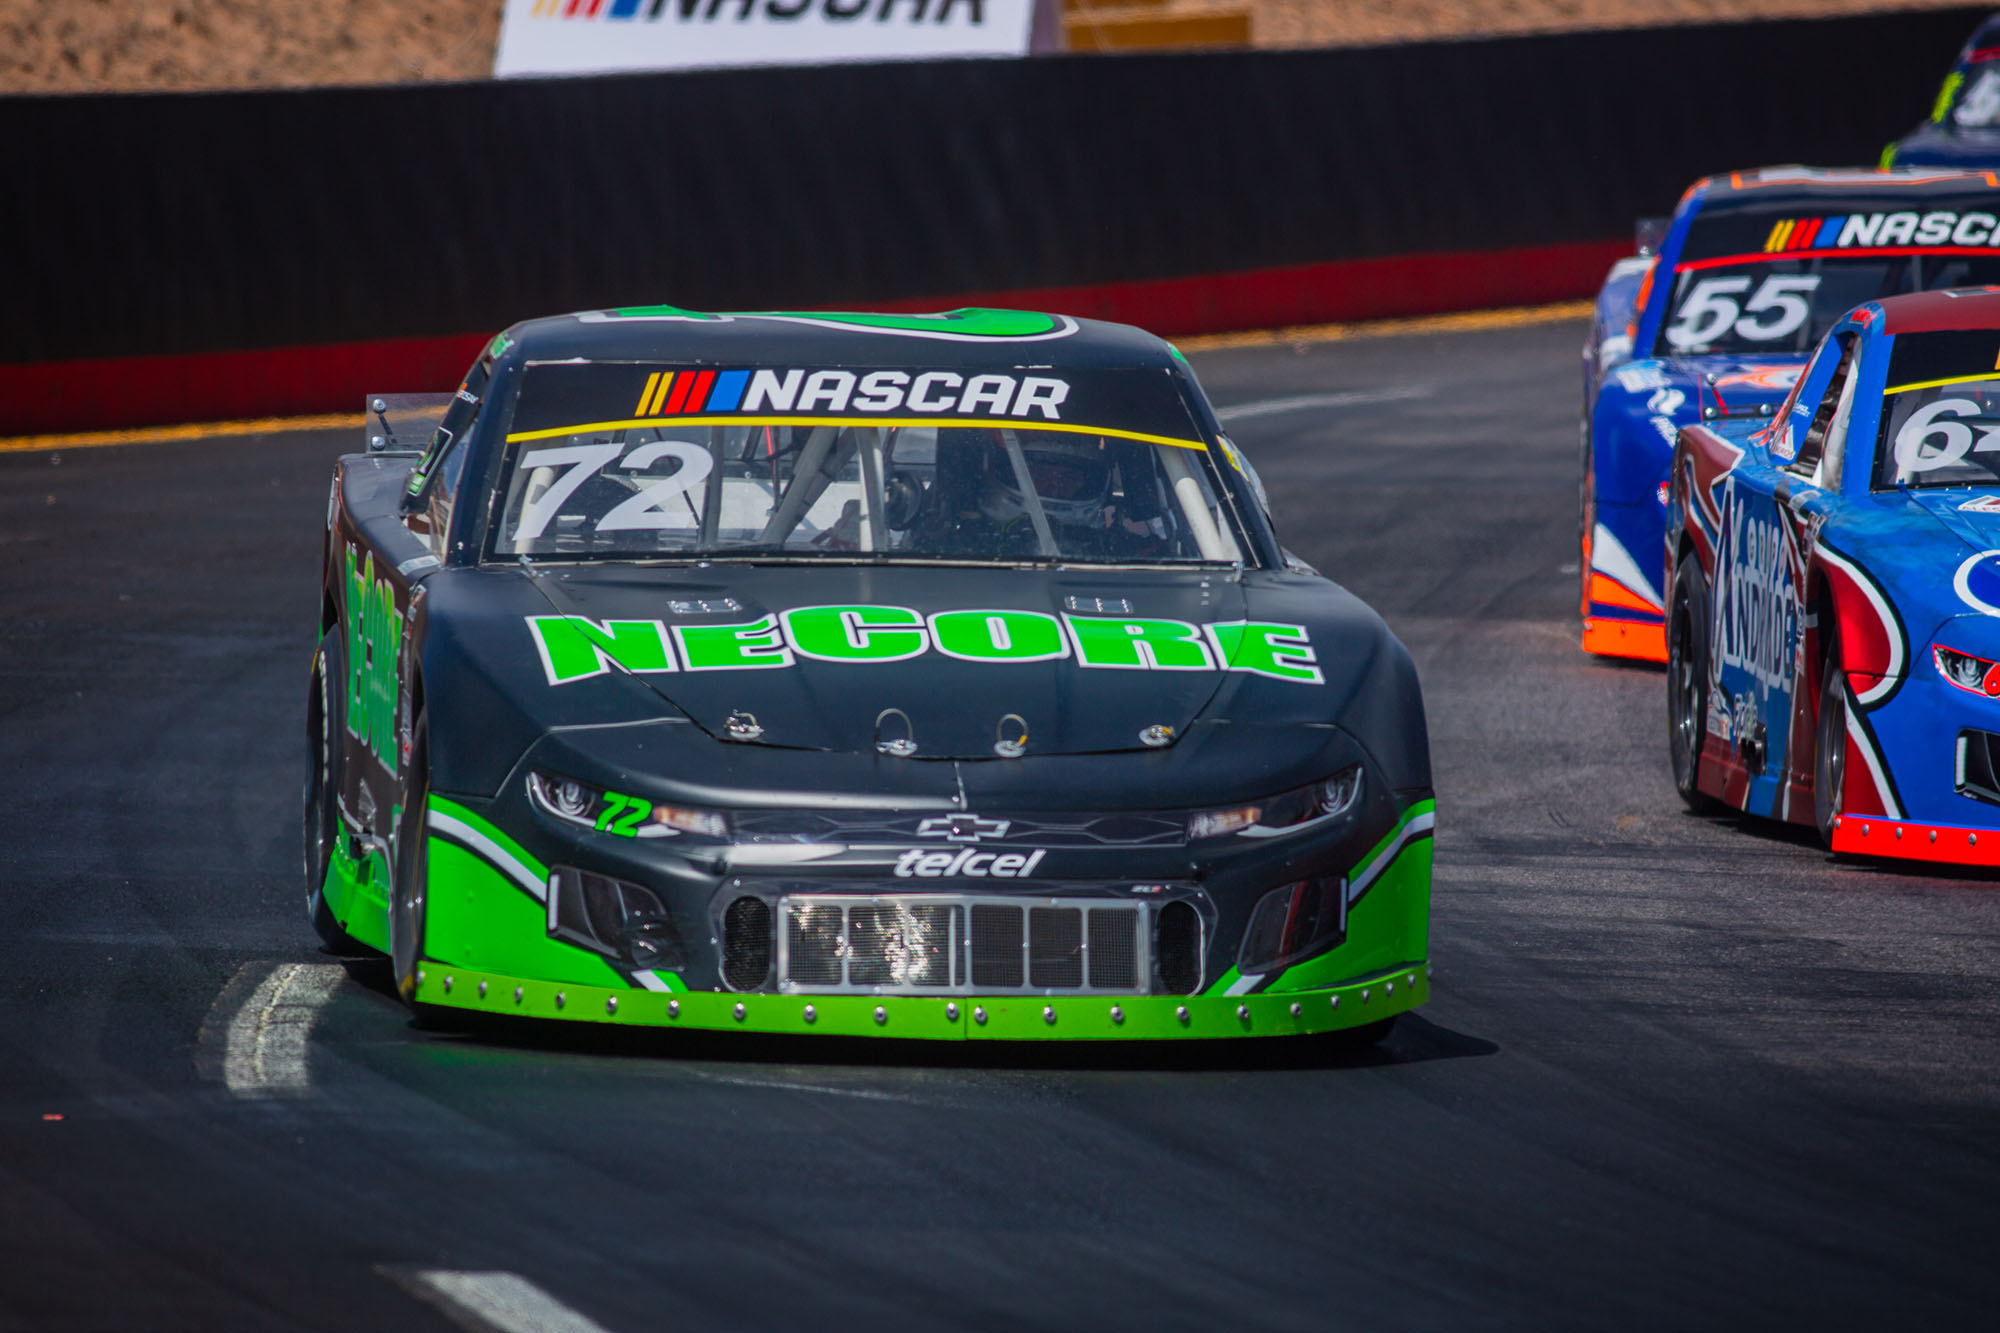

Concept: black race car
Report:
left=308, top=306, right=1435, bottom=1041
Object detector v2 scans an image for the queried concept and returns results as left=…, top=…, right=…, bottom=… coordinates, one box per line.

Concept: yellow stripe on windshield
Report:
left=505, top=414, right=1210, bottom=451
left=1885, top=372, right=2000, bottom=395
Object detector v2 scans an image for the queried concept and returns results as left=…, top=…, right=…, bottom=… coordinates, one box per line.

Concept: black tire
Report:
left=305, top=629, right=368, bottom=954
left=390, top=709, right=430, bottom=1003
left=1667, top=553, right=1723, bottom=813
left=1815, top=634, right=1848, bottom=848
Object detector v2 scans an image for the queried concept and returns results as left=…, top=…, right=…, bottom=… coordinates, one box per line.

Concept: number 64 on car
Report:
left=1664, top=286, right=2000, bottom=866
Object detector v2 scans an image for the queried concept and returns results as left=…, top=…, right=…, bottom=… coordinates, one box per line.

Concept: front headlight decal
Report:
left=1934, top=643, right=2000, bottom=696
left=528, top=771, right=728, bottom=840
left=1187, top=765, right=1365, bottom=841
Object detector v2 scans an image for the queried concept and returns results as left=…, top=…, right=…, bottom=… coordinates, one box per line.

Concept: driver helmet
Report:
left=977, top=441, right=1114, bottom=528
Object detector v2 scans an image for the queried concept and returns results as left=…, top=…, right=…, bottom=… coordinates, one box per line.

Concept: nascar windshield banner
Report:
left=1681, top=206, right=2000, bottom=263
left=494, top=0, right=1034, bottom=75
left=506, top=362, right=1208, bottom=450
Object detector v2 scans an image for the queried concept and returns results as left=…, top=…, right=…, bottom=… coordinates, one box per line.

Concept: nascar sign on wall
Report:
left=494, top=0, right=1035, bottom=75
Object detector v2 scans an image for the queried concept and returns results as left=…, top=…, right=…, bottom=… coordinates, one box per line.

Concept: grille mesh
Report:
left=784, top=903, right=844, bottom=986
left=848, top=904, right=955, bottom=987
left=722, top=896, right=773, bottom=990
left=1028, top=907, right=1084, bottom=988
left=1962, top=730, right=2000, bottom=807
left=970, top=904, right=1025, bottom=988
left=774, top=895, right=1159, bottom=994
left=1087, top=908, right=1139, bottom=989
left=1156, top=900, right=1202, bottom=994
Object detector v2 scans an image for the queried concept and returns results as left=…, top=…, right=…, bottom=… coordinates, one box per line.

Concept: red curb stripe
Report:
left=0, top=239, right=1625, bottom=437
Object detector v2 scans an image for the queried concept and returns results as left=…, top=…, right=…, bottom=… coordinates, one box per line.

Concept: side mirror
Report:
left=399, top=470, right=430, bottom=515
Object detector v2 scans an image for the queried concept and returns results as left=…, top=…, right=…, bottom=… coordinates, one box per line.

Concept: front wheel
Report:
left=305, top=629, right=366, bottom=954
left=1814, top=636, right=1848, bottom=847
left=1667, top=553, right=1723, bottom=813
left=390, top=710, right=430, bottom=1002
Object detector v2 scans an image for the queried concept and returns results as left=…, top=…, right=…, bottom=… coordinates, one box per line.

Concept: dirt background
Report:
left=0, top=0, right=1973, bottom=93
left=1253, top=0, right=1973, bottom=48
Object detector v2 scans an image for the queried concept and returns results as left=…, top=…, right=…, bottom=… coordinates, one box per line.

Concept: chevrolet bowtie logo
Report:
left=915, top=815, right=1012, bottom=843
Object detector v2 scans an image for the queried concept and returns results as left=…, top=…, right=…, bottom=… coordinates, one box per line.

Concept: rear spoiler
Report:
left=362, top=392, right=454, bottom=455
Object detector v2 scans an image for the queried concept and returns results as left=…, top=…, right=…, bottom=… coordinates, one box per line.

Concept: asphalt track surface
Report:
left=4, top=319, right=2000, bottom=1331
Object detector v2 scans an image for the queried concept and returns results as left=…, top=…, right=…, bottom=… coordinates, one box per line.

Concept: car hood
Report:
left=1890, top=122, right=2000, bottom=168
left=1904, top=489, right=2000, bottom=562
left=1660, top=354, right=1805, bottom=416
left=1821, top=491, right=2000, bottom=651
left=522, top=562, right=1255, bottom=758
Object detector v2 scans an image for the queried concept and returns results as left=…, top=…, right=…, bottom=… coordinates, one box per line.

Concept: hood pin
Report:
left=994, top=713, right=1029, bottom=759
left=874, top=707, right=918, bottom=757
left=1140, top=724, right=1175, bottom=748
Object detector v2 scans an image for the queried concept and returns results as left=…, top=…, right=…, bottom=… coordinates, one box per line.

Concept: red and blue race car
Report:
left=1581, top=166, right=2000, bottom=663
left=1665, top=286, right=2000, bottom=867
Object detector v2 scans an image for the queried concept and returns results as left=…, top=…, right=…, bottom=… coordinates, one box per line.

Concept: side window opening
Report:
left=1789, top=334, right=1857, bottom=478
left=414, top=355, right=492, bottom=501
left=1814, top=352, right=1861, bottom=491
left=425, top=431, right=472, bottom=554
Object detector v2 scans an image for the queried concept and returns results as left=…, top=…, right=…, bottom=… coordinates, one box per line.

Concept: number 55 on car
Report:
left=1580, top=166, right=2000, bottom=663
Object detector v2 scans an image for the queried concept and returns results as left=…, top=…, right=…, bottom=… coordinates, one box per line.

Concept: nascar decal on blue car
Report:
left=525, top=610, right=1325, bottom=686
left=1679, top=209, right=2000, bottom=263
left=1755, top=210, right=2000, bottom=250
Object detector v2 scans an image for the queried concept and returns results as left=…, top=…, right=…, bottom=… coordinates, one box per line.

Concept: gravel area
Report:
left=1250, top=0, right=1975, bottom=49
left=0, top=0, right=1974, bottom=93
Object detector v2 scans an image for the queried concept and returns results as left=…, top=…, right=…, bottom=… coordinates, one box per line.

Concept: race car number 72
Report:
left=1666, top=274, right=1821, bottom=349
left=514, top=440, right=715, bottom=541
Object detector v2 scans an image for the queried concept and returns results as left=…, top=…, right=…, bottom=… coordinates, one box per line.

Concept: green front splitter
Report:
left=409, top=962, right=1430, bottom=1040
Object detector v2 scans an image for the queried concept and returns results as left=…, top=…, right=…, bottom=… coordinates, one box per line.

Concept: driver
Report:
left=912, top=431, right=1173, bottom=558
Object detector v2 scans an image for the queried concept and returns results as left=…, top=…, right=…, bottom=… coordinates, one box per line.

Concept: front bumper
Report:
left=403, top=783, right=1435, bottom=1038
left=1830, top=814, right=2000, bottom=869
left=409, top=961, right=1432, bottom=1040
left=1581, top=612, right=1666, bottom=663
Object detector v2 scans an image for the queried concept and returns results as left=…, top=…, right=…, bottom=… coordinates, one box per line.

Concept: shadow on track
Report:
left=1680, top=801, right=2000, bottom=887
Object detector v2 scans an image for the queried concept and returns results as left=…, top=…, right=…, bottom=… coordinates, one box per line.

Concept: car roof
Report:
left=1960, top=13, right=2000, bottom=62
left=492, top=306, right=1182, bottom=372
left=1875, top=286, right=2000, bottom=334
left=1690, top=165, right=2000, bottom=219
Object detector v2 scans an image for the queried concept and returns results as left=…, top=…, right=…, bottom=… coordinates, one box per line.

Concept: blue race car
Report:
left=1886, top=12, right=2000, bottom=168
left=1663, top=286, right=2000, bottom=868
left=1581, top=166, right=2000, bottom=664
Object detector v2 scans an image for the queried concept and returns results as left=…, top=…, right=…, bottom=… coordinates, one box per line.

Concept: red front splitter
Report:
left=1830, top=815, right=2000, bottom=869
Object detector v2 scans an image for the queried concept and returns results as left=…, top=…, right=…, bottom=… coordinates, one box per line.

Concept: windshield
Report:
left=1656, top=253, right=2000, bottom=357
left=1874, top=329, right=2000, bottom=490
left=490, top=362, right=1248, bottom=565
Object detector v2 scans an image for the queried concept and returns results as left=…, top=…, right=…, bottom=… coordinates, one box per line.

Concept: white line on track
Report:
left=213, top=961, right=344, bottom=1098
left=1213, top=383, right=1431, bottom=423
left=681, top=1067, right=933, bottom=1104
left=396, top=1270, right=617, bottom=1333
